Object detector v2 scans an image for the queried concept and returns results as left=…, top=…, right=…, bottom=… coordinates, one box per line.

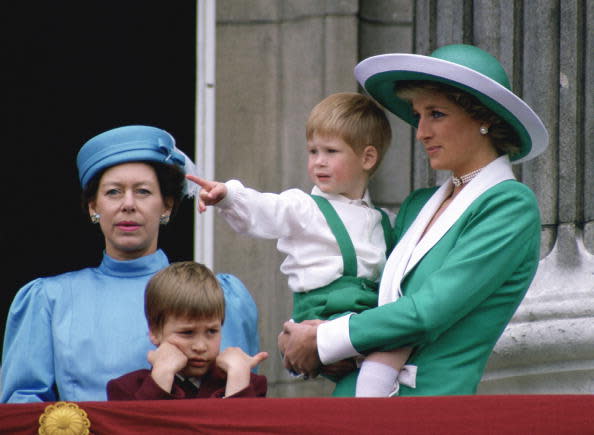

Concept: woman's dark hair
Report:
left=395, top=80, right=521, bottom=157
left=81, top=161, right=186, bottom=217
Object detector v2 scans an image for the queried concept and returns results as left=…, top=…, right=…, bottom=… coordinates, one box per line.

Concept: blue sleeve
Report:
left=1, top=279, right=57, bottom=403
left=216, top=274, right=260, bottom=357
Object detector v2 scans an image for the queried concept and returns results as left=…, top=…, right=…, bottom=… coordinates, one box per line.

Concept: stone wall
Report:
left=213, top=0, right=593, bottom=397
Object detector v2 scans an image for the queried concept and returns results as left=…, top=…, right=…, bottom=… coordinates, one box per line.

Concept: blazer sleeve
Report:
left=107, top=370, right=186, bottom=401
left=223, top=373, right=268, bottom=398
left=1, top=279, right=57, bottom=403
left=349, top=182, right=541, bottom=353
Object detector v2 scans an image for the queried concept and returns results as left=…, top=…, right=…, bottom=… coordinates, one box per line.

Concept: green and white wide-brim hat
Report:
left=354, top=44, right=548, bottom=163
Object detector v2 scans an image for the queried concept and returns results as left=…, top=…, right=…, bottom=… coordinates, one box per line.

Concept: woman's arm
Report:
left=1, top=280, right=57, bottom=403
left=348, top=184, right=540, bottom=354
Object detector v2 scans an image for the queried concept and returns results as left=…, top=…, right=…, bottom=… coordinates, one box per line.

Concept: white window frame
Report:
left=193, top=0, right=216, bottom=268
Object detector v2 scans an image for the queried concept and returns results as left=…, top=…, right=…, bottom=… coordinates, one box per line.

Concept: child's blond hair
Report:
left=306, top=92, right=392, bottom=173
left=145, top=261, right=225, bottom=332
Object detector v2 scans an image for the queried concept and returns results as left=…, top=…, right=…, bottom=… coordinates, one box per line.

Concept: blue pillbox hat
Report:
left=77, top=125, right=186, bottom=188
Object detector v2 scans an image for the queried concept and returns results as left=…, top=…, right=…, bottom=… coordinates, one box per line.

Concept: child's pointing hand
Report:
left=186, top=175, right=228, bottom=212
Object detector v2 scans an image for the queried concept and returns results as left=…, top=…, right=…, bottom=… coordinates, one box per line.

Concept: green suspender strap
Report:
left=310, top=195, right=358, bottom=277
left=376, top=207, right=395, bottom=257
left=292, top=195, right=380, bottom=322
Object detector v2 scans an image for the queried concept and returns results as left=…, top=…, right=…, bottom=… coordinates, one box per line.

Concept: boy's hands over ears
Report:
left=148, top=340, right=188, bottom=393
left=216, top=347, right=268, bottom=397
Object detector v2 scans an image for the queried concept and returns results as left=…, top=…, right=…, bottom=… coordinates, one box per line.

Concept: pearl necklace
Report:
left=452, top=168, right=483, bottom=187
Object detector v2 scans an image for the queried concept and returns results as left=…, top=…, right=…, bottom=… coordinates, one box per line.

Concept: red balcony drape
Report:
left=2, top=395, right=593, bottom=435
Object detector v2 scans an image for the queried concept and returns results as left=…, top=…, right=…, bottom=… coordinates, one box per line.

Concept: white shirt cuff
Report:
left=216, top=180, right=242, bottom=209
left=317, top=314, right=361, bottom=365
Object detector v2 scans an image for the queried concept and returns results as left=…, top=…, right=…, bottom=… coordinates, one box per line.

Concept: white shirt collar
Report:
left=311, top=185, right=372, bottom=207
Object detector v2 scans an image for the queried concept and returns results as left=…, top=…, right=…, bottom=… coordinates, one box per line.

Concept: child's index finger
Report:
left=186, top=174, right=214, bottom=189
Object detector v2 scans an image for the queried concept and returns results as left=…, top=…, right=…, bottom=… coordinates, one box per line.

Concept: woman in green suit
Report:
left=279, top=44, right=548, bottom=397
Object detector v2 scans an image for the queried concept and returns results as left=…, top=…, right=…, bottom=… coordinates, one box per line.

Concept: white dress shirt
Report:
left=216, top=180, right=394, bottom=293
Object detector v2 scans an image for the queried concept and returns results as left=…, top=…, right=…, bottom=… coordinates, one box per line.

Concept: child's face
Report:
left=150, top=315, right=222, bottom=378
left=307, top=133, right=376, bottom=200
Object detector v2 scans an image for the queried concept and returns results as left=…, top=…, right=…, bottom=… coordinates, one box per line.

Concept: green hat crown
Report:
left=431, top=44, right=511, bottom=90
left=430, top=44, right=511, bottom=90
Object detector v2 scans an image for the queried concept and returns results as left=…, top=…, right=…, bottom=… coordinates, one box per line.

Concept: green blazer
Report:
left=348, top=179, right=540, bottom=396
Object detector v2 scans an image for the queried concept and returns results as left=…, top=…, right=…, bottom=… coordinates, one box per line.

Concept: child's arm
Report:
left=216, top=347, right=268, bottom=397
left=147, top=341, right=188, bottom=393
left=356, top=347, right=413, bottom=397
left=365, top=347, right=412, bottom=369
left=188, top=177, right=315, bottom=240
left=186, top=175, right=228, bottom=213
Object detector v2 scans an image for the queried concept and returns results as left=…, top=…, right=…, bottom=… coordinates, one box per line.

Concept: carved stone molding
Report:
left=480, top=224, right=594, bottom=394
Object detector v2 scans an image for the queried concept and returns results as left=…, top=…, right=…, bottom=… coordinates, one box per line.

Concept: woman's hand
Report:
left=320, top=358, right=357, bottom=378
left=280, top=320, right=323, bottom=378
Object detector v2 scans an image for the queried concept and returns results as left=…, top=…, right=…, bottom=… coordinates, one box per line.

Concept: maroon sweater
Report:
left=107, top=366, right=267, bottom=400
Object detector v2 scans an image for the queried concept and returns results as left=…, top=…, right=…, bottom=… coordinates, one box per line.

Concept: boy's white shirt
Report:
left=216, top=181, right=394, bottom=293
left=317, top=155, right=516, bottom=364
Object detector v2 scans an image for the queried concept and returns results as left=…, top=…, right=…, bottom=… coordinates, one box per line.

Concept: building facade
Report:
left=212, top=0, right=593, bottom=397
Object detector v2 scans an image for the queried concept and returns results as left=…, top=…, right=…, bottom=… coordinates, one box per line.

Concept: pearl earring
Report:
left=90, top=213, right=101, bottom=224
left=479, top=126, right=489, bottom=135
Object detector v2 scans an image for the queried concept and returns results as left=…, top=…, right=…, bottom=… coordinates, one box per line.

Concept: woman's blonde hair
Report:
left=145, top=261, right=225, bottom=332
left=306, top=92, right=392, bottom=173
left=396, top=81, right=521, bottom=157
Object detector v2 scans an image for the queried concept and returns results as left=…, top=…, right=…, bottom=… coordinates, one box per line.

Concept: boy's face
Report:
left=307, top=133, right=377, bottom=200
left=150, top=315, right=222, bottom=378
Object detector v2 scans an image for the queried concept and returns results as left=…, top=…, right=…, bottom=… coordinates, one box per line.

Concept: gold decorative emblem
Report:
left=38, top=401, right=91, bottom=435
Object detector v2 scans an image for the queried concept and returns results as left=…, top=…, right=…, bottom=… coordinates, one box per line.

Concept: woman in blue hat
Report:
left=1, top=125, right=260, bottom=403
left=280, top=44, right=548, bottom=397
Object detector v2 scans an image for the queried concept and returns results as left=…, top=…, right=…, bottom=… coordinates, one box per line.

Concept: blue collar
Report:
left=99, top=249, right=169, bottom=277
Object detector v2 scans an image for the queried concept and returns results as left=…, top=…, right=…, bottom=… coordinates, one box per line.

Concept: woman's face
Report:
left=411, top=89, right=498, bottom=176
left=88, top=162, right=172, bottom=261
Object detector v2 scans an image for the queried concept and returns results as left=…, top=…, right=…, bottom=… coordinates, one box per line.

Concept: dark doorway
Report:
left=1, top=2, right=197, bottom=353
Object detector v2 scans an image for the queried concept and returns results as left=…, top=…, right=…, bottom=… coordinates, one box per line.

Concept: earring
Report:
left=160, top=214, right=170, bottom=225
left=479, top=126, right=489, bottom=135
left=90, top=213, right=101, bottom=224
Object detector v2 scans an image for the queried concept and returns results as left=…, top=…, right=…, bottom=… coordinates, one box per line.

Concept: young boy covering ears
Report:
left=107, top=261, right=268, bottom=400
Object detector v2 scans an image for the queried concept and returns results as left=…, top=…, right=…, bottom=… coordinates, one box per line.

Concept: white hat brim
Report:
left=355, top=54, right=548, bottom=163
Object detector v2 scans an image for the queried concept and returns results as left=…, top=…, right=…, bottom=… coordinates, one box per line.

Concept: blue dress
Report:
left=0, top=250, right=259, bottom=403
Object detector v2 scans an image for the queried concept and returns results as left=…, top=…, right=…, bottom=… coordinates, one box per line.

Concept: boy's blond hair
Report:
left=145, top=261, right=225, bottom=332
left=306, top=92, right=392, bottom=173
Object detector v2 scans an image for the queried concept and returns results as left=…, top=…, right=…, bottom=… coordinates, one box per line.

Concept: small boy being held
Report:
left=107, top=261, right=268, bottom=400
left=188, top=92, right=412, bottom=397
